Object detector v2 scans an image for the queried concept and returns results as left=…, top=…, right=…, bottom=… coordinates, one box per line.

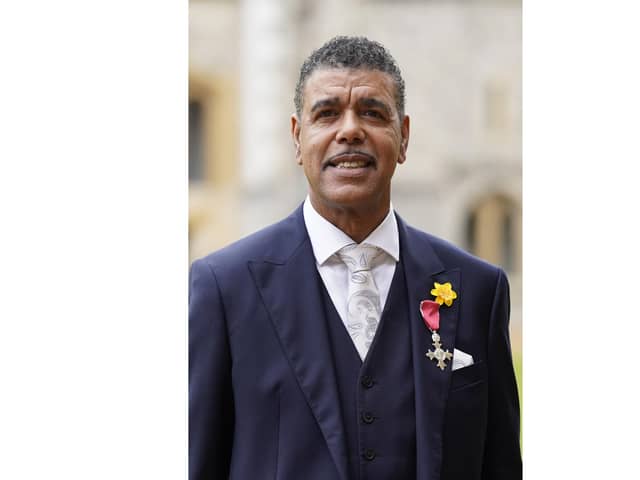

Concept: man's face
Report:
left=291, top=68, right=410, bottom=217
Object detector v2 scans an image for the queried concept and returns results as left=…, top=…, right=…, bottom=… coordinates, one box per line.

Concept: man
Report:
left=190, top=36, right=521, bottom=479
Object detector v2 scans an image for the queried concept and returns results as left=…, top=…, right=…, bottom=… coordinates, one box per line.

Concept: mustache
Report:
left=324, top=150, right=376, bottom=168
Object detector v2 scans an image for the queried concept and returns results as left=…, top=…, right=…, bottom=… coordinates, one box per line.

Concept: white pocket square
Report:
left=452, top=348, right=474, bottom=371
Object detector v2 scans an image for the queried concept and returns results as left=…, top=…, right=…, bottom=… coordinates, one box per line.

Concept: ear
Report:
left=398, top=114, right=410, bottom=165
left=291, top=114, right=302, bottom=165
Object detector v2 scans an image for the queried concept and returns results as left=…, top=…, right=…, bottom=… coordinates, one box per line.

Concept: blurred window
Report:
left=465, top=194, right=520, bottom=272
left=484, top=82, right=509, bottom=133
left=501, top=208, right=514, bottom=272
left=189, top=100, right=205, bottom=182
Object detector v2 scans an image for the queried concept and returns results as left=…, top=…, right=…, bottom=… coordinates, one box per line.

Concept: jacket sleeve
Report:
left=482, top=269, right=522, bottom=479
left=189, top=259, right=234, bottom=480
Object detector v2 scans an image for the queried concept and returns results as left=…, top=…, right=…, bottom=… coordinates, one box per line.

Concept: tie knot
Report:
left=336, top=243, right=384, bottom=273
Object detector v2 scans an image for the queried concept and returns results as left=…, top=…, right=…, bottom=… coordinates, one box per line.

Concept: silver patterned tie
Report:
left=336, top=243, right=385, bottom=360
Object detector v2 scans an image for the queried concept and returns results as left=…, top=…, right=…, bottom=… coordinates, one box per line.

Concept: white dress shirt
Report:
left=303, top=198, right=400, bottom=359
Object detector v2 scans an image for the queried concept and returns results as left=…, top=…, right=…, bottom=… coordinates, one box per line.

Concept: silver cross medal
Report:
left=426, top=332, right=452, bottom=371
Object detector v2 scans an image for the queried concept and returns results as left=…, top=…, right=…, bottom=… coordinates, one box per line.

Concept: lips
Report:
left=324, top=152, right=376, bottom=170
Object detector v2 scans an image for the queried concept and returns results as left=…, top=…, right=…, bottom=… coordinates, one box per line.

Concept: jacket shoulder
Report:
left=405, top=223, right=505, bottom=279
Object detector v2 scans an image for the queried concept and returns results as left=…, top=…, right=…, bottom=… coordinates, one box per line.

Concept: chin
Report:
left=322, top=188, right=384, bottom=211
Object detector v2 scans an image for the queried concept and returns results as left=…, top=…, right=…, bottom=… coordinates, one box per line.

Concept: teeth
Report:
left=336, top=161, right=366, bottom=168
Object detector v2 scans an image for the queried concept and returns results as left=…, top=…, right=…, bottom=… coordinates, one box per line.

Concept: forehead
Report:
left=302, top=68, right=396, bottom=106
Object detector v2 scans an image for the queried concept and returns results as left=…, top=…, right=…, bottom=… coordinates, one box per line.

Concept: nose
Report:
left=336, top=110, right=365, bottom=144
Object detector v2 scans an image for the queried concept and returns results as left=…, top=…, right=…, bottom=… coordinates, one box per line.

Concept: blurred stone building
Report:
left=188, top=0, right=522, bottom=340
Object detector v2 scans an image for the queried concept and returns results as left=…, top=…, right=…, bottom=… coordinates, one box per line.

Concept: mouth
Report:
left=324, top=152, right=376, bottom=170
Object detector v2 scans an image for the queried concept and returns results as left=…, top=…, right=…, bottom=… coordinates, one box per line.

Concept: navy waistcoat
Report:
left=320, top=259, right=417, bottom=480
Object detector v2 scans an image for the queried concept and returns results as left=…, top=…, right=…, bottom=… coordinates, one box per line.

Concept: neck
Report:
left=309, top=198, right=390, bottom=243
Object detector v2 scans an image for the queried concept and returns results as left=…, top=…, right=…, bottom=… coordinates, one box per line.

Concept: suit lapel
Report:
left=248, top=207, right=349, bottom=480
left=398, top=216, right=461, bottom=480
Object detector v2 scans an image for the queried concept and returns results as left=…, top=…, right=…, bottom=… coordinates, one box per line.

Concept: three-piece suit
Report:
left=189, top=205, right=521, bottom=479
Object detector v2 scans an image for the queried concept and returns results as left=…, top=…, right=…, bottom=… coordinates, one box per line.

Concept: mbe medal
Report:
left=425, top=332, right=452, bottom=371
left=420, top=282, right=458, bottom=372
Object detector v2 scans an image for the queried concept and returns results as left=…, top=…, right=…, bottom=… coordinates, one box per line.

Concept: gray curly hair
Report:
left=294, top=36, right=406, bottom=119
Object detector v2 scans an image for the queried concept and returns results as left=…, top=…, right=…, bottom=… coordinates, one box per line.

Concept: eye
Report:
left=317, top=109, right=338, bottom=118
left=363, top=110, right=384, bottom=119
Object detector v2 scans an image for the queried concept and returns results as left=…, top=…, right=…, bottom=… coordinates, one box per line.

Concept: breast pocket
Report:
left=449, top=360, right=487, bottom=392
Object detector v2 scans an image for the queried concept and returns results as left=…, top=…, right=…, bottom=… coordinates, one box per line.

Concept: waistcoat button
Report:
left=362, top=411, right=375, bottom=424
left=361, top=375, right=374, bottom=388
left=363, top=449, right=376, bottom=461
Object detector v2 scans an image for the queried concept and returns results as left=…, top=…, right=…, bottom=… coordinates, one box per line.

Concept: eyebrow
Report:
left=310, top=97, right=340, bottom=113
left=358, top=98, right=392, bottom=116
left=309, top=96, right=393, bottom=116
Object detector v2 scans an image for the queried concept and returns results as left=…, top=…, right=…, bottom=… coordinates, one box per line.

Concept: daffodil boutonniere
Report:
left=430, top=282, right=457, bottom=307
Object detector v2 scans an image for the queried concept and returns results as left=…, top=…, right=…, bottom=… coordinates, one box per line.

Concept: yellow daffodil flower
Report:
left=430, top=282, right=457, bottom=307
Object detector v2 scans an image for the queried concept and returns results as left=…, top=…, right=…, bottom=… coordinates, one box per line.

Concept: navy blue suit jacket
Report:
left=189, top=206, right=521, bottom=479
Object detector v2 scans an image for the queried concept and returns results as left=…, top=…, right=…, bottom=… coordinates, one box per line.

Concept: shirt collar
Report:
left=303, top=196, right=400, bottom=266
